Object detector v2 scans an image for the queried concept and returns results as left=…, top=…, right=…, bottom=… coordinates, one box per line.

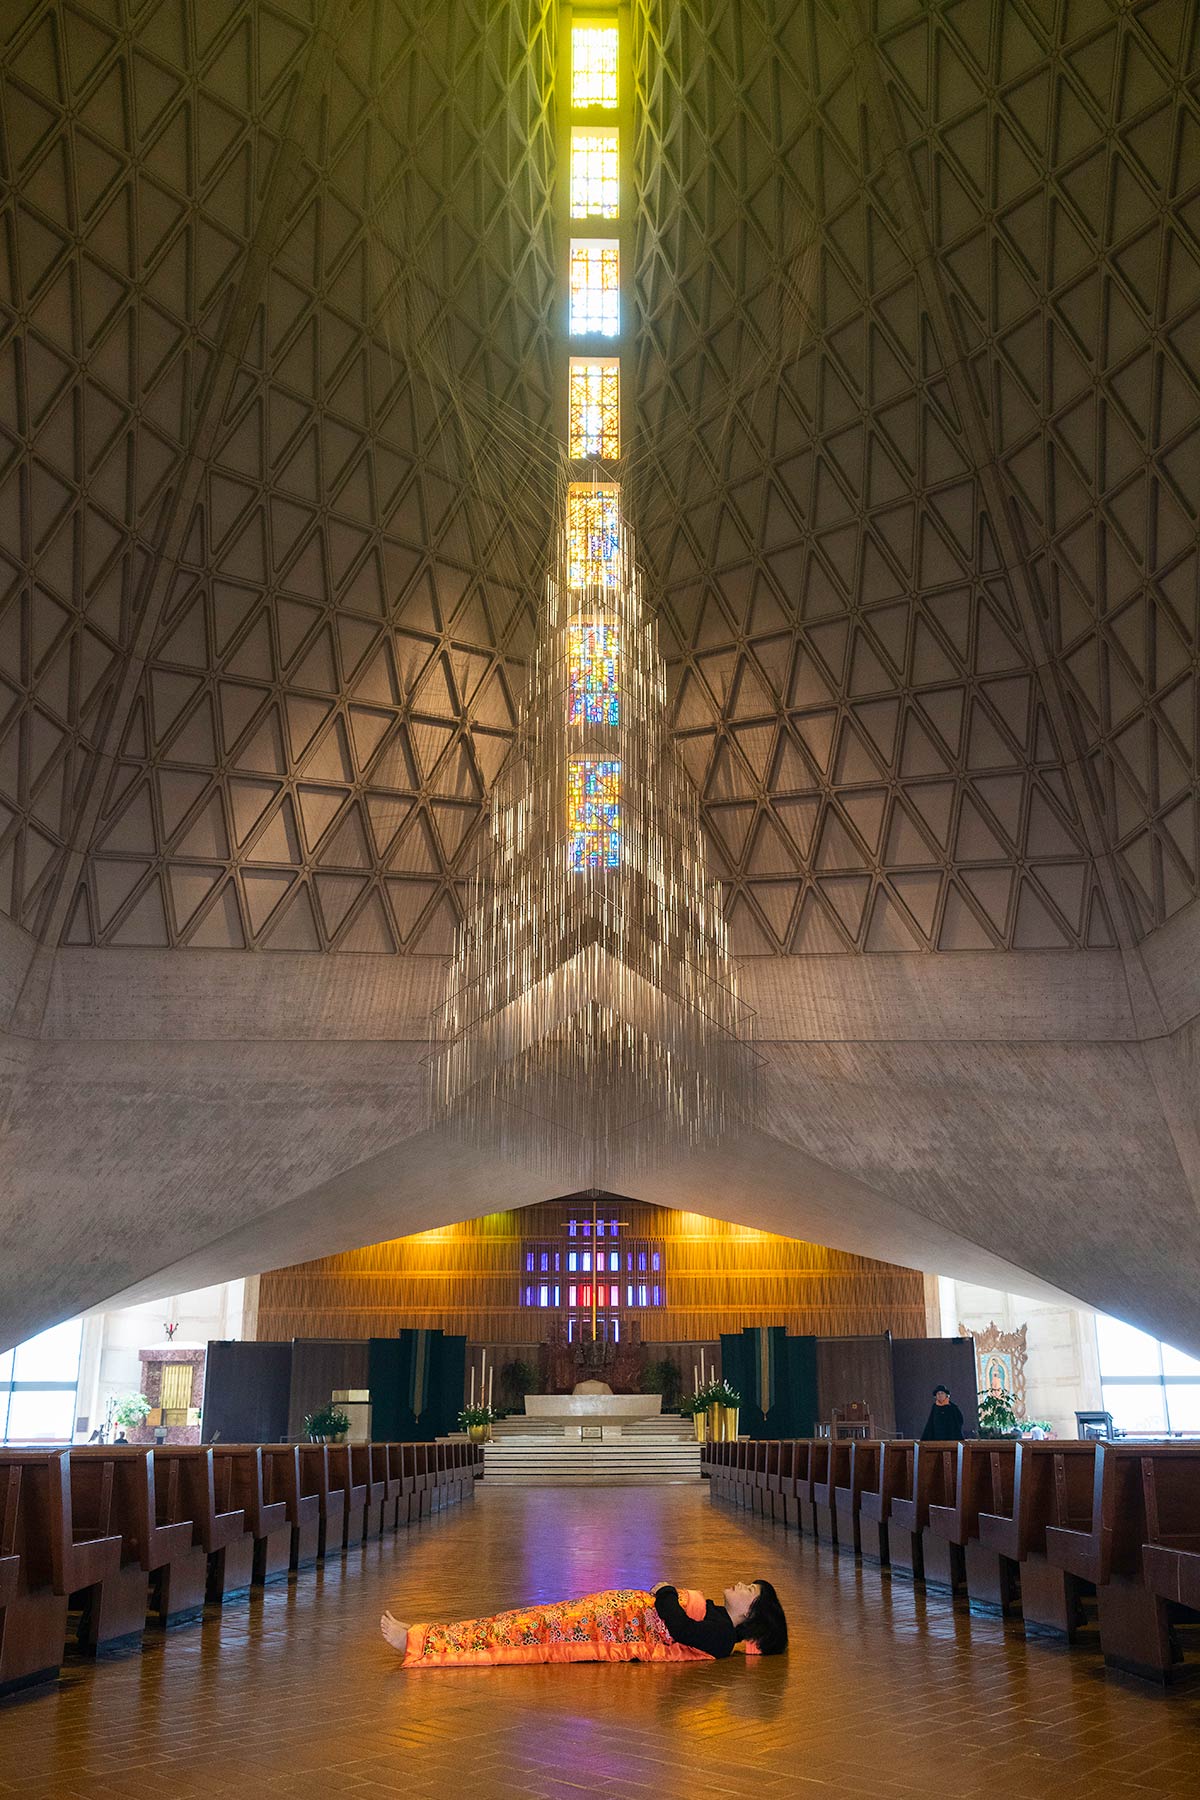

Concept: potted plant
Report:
left=717, top=1382, right=740, bottom=1442
left=458, top=1404, right=495, bottom=1444
left=680, top=1392, right=709, bottom=1443
left=112, top=1392, right=150, bottom=1438
left=303, top=1403, right=351, bottom=1444
left=697, top=1379, right=726, bottom=1444
left=976, top=1389, right=1019, bottom=1439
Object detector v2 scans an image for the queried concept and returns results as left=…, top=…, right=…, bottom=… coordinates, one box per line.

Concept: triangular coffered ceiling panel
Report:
left=3, top=0, right=1197, bottom=956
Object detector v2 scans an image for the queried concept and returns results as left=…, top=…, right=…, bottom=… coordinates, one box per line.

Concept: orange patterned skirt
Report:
left=401, top=1587, right=712, bottom=1669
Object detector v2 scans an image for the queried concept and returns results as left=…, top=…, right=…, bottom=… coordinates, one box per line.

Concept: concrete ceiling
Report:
left=1, top=0, right=1199, bottom=1355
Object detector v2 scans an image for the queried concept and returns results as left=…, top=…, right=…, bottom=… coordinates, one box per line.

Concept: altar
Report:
left=522, top=1392, right=663, bottom=1440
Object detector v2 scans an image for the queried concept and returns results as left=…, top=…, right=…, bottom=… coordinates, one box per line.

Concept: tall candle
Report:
left=700, top=1349, right=706, bottom=1387
left=470, top=1365, right=475, bottom=1407
left=488, top=1364, right=493, bottom=1409
left=694, top=1363, right=699, bottom=1394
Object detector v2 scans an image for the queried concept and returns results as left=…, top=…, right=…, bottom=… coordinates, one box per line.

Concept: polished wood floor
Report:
left=1, top=1486, right=1197, bottom=1796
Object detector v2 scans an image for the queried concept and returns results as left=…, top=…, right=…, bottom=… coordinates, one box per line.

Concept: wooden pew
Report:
left=807, top=1440, right=833, bottom=1541
left=67, top=1447, right=201, bottom=1654
left=792, top=1440, right=816, bottom=1536
left=1046, top=1443, right=1200, bottom=1682
left=260, top=1444, right=321, bottom=1571
left=0, top=1450, right=121, bottom=1697
left=296, top=1444, right=346, bottom=1559
left=977, top=1442, right=1096, bottom=1639
left=212, top=1447, right=290, bottom=1590
left=751, top=1440, right=773, bottom=1517
left=888, top=1441, right=958, bottom=1582
left=388, top=1444, right=414, bottom=1527
left=813, top=1440, right=852, bottom=1545
left=374, top=1443, right=401, bottom=1532
left=764, top=1440, right=786, bottom=1524
left=326, top=1444, right=368, bottom=1548
left=401, top=1443, right=425, bottom=1521
left=148, top=1448, right=250, bottom=1607
left=926, top=1440, right=1017, bottom=1609
left=350, top=1445, right=386, bottom=1540
left=834, top=1439, right=878, bottom=1554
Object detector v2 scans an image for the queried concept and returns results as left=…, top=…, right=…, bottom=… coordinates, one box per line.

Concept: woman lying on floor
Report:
left=380, top=1578, right=787, bottom=1669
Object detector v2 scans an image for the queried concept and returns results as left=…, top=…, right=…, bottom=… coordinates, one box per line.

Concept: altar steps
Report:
left=481, top=1438, right=703, bottom=1486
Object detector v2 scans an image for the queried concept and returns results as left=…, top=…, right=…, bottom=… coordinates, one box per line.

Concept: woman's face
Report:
left=724, top=1580, right=760, bottom=1625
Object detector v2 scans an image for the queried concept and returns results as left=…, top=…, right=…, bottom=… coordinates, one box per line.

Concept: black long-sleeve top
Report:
left=653, top=1585, right=739, bottom=1658
left=920, top=1401, right=964, bottom=1441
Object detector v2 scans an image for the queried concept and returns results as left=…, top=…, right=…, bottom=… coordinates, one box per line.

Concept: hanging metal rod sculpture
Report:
left=433, top=478, right=756, bottom=1185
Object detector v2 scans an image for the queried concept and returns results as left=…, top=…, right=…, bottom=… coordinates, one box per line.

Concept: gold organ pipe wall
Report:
left=255, top=1202, right=926, bottom=1343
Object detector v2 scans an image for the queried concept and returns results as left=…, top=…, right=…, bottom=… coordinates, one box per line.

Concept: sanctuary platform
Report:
left=483, top=1411, right=700, bottom=1485
left=522, top=1392, right=663, bottom=1438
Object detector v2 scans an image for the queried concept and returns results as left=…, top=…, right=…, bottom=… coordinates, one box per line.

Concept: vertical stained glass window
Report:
left=568, top=622, right=619, bottom=727
left=569, top=358, right=620, bottom=458
left=572, top=25, right=618, bottom=107
left=571, top=128, right=619, bottom=218
left=569, top=241, right=620, bottom=336
left=567, top=758, right=621, bottom=870
left=567, top=483, right=619, bottom=589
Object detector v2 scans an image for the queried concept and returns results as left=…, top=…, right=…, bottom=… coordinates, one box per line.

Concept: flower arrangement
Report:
left=457, top=1405, right=496, bottom=1430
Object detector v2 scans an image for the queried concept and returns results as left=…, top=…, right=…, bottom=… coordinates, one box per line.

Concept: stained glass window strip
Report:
left=568, top=622, right=619, bottom=727
left=570, top=128, right=619, bottom=218
left=569, top=241, right=620, bottom=336
left=567, top=759, right=621, bottom=870
left=572, top=25, right=618, bottom=107
left=569, top=358, right=620, bottom=459
left=566, top=484, right=620, bottom=589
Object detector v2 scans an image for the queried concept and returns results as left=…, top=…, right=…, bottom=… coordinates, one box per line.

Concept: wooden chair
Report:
left=830, top=1401, right=873, bottom=1441
left=977, top=1442, right=1096, bottom=1640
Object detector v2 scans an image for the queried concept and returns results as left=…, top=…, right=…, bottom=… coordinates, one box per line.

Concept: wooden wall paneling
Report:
left=815, top=1336, right=897, bottom=1437
left=255, top=1203, right=927, bottom=1348
left=286, top=1340, right=370, bottom=1440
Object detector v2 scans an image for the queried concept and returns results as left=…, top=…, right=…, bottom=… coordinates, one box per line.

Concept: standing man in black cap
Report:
left=920, top=1384, right=964, bottom=1440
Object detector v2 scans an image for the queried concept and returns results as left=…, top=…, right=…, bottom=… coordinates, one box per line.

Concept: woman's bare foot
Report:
left=380, top=1611, right=409, bottom=1655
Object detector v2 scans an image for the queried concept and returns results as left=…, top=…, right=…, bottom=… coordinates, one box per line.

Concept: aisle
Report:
left=2, top=1486, right=1196, bottom=1798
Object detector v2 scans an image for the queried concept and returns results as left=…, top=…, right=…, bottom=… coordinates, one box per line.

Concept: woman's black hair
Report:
left=741, top=1578, right=787, bottom=1655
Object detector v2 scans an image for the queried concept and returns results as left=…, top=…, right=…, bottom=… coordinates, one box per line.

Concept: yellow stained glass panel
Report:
left=567, top=484, right=620, bottom=589
left=571, top=128, right=619, bottom=219
left=569, top=358, right=620, bottom=458
left=572, top=25, right=618, bottom=108
left=569, top=241, right=620, bottom=336
left=567, top=623, right=619, bottom=726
